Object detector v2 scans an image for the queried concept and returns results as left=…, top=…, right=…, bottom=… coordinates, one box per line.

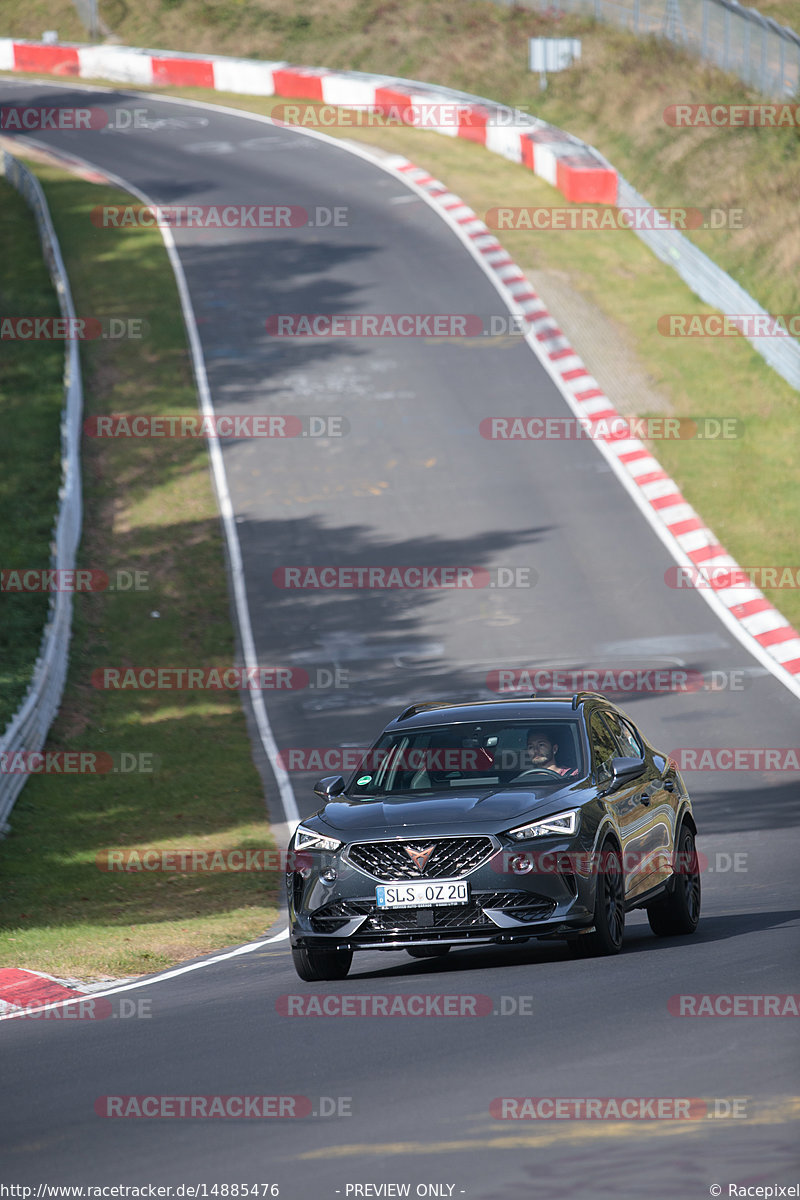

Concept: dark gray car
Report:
left=287, top=693, right=701, bottom=980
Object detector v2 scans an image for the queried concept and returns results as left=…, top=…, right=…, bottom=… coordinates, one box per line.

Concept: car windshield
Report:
left=344, top=720, right=586, bottom=797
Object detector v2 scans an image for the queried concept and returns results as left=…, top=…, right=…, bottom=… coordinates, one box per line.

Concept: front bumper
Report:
left=287, top=836, right=596, bottom=952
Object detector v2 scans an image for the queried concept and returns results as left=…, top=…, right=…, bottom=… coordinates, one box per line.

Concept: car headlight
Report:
left=293, top=824, right=342, bottom=853
left=506, top=809, right=580, bottom=840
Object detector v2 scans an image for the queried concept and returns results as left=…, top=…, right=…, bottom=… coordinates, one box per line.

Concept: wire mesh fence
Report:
left=0, top=153, right=85, bottom=833
left=521, top=0, right=800, bottom=97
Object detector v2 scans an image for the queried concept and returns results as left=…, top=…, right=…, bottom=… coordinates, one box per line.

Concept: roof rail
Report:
left=396, top=693, right=541, bottom=721
left=395, top=700, right=458, bottom=721
left=571, top=691, right=605, bottom=709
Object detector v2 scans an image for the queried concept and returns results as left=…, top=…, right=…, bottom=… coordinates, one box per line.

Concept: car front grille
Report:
left=346, top=836, right=495, bottom=881
left=364, top=905, right=491, bottom=932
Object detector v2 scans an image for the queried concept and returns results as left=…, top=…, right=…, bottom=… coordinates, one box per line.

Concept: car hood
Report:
left=316, top=783, right=582, bottom=836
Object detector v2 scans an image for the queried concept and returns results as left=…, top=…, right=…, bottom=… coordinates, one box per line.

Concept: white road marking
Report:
left=0, top=928, right=290, bottom=1021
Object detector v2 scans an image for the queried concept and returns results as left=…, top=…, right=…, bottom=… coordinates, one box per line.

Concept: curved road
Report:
left=1, top=80, right=798, bottom=1200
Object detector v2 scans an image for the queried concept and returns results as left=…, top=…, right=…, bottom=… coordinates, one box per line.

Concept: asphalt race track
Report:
left=1, top=80, right=798, bottom=1199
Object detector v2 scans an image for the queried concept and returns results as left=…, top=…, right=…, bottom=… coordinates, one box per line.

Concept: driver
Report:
left=524, top=731, right=577, bottom=777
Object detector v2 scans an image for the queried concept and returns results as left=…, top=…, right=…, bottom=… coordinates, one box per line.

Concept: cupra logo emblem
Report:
left=405, top=844, right=435, bottom=872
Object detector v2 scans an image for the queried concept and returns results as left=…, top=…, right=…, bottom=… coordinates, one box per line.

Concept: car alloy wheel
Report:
left=647, top=825, right=701, bottom=937
left=567, top=842, right=625, bottom=957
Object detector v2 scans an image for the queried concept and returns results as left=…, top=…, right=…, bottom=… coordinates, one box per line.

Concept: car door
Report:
left=589, top=711, right=651, bottom=900
left=587, top=710, right=642, bottom=902
left=618, top=714, right=681, bottom=888
left=606, top=712, right=674, bottom=894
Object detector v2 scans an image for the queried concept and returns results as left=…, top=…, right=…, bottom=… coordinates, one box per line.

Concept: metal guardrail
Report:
left=0, top=152, right=84, bottom=834
left=333, top=70, right=800, bottom=390
left=522, top=0, right=800, bottom=98
left=612, top=168, right=800, bottom=390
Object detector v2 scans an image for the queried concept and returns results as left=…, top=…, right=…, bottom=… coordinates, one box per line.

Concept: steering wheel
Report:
left=510, top=767, right=565, bottom=782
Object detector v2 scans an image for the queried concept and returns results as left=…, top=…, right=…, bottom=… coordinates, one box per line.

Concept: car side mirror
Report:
left=313, top=774, right=346, bottom=801
left=604, top=756, right=646, bottom=794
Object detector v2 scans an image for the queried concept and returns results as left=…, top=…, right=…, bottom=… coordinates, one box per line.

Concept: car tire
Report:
left=566, top=842, right=625, bottom=957
left=647, top=824, right=701, bottom=937
left=406, top=946, right=451, bottom=959
left=292, top=946, right=352, bottom=981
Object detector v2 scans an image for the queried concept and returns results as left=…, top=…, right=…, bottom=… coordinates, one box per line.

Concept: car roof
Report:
left=384, top=694, right=611, bottom=731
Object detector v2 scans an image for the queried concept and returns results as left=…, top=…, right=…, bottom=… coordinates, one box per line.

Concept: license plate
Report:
left=376, top=880, right=469, bottom=908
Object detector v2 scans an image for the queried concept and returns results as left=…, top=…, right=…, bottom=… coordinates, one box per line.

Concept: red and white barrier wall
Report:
left=0, top=38, right=618, bottom=205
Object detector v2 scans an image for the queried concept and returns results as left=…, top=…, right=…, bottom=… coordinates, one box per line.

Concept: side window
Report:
left=618, top=717, right=644, bottom=758
left=603, top=712, right=639, bottom=759
left=590, top=712, right=618, bottom=781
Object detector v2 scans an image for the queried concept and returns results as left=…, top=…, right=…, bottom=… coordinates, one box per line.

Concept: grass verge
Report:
left=0, top=158, right=279, bottom=980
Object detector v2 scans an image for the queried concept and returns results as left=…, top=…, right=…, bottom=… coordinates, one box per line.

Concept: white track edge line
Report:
left=0, top=928, right=289, bottom=1021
